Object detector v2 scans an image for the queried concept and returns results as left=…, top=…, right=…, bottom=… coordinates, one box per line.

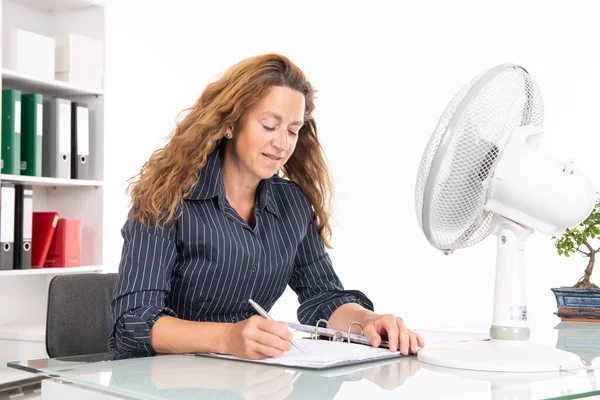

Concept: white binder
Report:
left=0, top=184, right=15, bottom=270
left=71, top=102, right=90, bottom=179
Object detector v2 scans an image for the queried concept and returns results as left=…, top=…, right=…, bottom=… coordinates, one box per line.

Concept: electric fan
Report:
left=415, top=64, right=596, bottom=372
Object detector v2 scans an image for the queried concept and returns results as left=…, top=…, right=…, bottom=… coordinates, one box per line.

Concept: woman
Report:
left=110, top=54, right=424, bottom=360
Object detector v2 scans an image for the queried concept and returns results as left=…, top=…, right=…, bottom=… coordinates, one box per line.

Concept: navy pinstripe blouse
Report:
left=109, top=149, right=373, bottom=355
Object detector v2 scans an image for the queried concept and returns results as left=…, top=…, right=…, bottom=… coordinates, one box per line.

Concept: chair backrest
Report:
left=46, top=273, right=118, bottom=358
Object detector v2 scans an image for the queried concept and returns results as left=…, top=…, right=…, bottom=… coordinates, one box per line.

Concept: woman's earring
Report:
left=225, top=132, right=232, bottom=139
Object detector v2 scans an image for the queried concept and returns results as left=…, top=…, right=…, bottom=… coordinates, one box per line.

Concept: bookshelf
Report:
left=2, top=67, right=104, bottom=96
left=0, top=0, right=105, bottom=369
left=0, top=173, right=103, bottom=187
left=11, top=0, right=105, bottom=12
left=0, top=265, right=102, bottom=276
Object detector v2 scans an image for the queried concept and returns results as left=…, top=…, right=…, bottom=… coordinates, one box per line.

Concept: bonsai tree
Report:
left=553, top=194, right=600, bottom=289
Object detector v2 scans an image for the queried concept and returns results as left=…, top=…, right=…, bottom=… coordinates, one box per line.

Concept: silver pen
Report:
left=248, top=298, right=304, bottom=353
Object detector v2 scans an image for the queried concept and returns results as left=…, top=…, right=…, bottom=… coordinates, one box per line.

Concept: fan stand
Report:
left=422, top=363, right=561, bottom=398
left=418, top=219, right=582, bottom=372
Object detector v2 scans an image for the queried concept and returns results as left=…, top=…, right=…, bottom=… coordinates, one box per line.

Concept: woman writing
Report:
left=110, top=53, right=424, bottom=359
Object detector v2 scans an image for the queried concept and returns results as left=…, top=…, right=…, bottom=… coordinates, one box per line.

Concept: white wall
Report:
left=104, top=0, right=600, bottom=335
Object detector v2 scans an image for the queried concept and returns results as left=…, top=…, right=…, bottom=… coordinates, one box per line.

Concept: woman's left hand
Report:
left=363, top=314, right=425, bottom=355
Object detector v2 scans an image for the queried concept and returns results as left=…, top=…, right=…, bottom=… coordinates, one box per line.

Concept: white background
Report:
left=103, top=0, right=600, bottom=336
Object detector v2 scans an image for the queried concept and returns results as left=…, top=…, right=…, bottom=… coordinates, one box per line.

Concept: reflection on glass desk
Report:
left=555, top=322, right=600, bottom=366
left=7, top=324, right=600, bottom=400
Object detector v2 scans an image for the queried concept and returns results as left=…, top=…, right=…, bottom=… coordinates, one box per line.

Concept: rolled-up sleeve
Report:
left=109, top=215, right=178, bottom=355
left=289, top=212, right=374, bottom=326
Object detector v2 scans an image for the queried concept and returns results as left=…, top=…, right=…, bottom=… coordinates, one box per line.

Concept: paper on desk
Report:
left=415, top=330, right=489, bottom=346
left=200, top=339, right=400, bottom=369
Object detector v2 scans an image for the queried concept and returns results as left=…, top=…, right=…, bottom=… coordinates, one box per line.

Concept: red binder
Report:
left=44, top=218, right=81, bottom=268
left=32, top=212, right=60, bottom=267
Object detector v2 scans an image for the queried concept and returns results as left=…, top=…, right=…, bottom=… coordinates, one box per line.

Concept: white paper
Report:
left=415, top=330, right=489, bottom=346
left=202, top=339, right=399, bottom=369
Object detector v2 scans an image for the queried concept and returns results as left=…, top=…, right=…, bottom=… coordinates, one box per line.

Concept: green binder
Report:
left=21, top=93, right=44, bottom=176
left=1, top=89, right=22, bottom=175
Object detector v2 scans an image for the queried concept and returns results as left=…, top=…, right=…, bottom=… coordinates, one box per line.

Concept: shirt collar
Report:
left=186, top=149, right=280, bottom=218
left=258, top=179, right=281, bottom=219
left=186, top=150, right=226, bottom=210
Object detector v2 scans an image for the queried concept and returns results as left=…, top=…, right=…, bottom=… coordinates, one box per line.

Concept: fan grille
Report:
left=415, top=66, right=544, bottom=251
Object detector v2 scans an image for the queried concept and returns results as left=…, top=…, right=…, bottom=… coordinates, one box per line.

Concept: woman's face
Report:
left=226, top=85, right=305, bottom=182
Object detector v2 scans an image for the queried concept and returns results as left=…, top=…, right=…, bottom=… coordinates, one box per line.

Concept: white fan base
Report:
left=417, top=340, right=582, bottom=372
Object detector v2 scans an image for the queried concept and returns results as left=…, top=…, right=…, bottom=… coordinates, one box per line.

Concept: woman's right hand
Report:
left=224, top=315, right=293, bottom=360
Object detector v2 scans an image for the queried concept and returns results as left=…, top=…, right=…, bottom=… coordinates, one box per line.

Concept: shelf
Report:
left=0, top=323, right=44, bottom=342
left=0, top=265, right=103, bottom=276
left=0, top=367, right=39, bottom=386
left=0, top=174, right=103, bottom=187
left=8, top=0, right=104, bottom=12
left=1, top=68, right=103, bottom=96
left=0, top=0, right=107, bottom=367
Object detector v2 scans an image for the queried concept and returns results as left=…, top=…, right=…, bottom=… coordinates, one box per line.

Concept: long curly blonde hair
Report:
left=127, top=54, right=334, bottom=247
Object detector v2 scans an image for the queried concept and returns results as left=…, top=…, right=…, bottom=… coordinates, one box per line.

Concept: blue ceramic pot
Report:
left=552, top=288, right=600, bottom=309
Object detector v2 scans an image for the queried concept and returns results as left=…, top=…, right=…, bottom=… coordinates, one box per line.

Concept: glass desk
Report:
left=8, top=323, right=600, bottom=400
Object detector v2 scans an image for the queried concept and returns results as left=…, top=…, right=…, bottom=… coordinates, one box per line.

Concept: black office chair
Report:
left=46, top=273, right=118, bottom=358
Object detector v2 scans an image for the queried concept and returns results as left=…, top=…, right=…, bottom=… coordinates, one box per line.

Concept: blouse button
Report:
left=241, top=298, right=247, bottom=304
left=251, top=266, right=257, bottom=273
